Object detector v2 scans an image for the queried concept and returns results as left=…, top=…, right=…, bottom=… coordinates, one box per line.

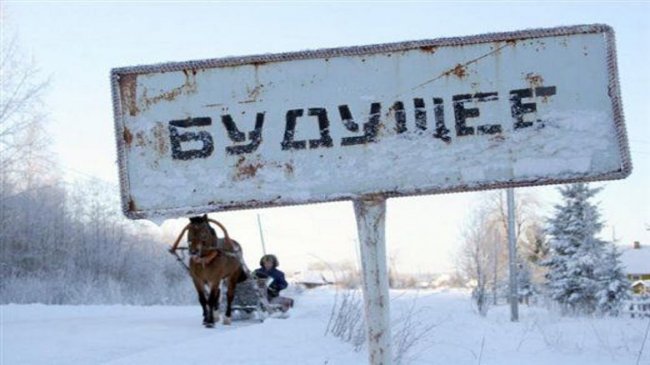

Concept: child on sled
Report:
left=252, top=254, right=294, bottom=312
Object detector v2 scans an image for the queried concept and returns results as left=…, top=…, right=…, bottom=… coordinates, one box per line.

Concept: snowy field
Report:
left=2, top=288, right=648, bottom=365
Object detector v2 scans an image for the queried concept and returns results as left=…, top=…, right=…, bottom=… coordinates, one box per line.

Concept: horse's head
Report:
left=187, top=214, right=217, bottom=255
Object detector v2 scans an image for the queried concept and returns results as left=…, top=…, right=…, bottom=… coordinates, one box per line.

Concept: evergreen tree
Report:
left=595, top=245, right=630, bottom=315
left=543, top=183, right=607, bottom=314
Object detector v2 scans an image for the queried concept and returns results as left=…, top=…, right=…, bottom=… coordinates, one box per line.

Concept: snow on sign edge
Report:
left=110, top=23, right=631, bottom=220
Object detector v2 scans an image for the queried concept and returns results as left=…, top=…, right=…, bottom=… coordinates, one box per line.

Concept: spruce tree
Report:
left=543, top=183, right=607, bottom=314
left=595, top=245, right=630, bottom=315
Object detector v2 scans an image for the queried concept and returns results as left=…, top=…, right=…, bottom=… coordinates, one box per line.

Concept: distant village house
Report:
left=620, top=241, right=650, bottom=295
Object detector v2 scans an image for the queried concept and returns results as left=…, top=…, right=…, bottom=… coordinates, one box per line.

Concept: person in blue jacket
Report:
left=253, top=254, right=288, bottom=299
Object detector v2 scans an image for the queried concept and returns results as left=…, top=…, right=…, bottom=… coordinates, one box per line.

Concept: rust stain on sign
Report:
left=451, top=64, right=468, bottom=78
left=119, top=74, right=139, bottom=117
left=443, top=64, right=468, bottom=79
left=419, top=45, right=438, bottom=53
left=411, top=42, right=513, bottom=92
left=141, top=69, right=198, bottom=111
left=234, top=157, right=265, bottom=181
left=123, top=127, right=133, bottom=147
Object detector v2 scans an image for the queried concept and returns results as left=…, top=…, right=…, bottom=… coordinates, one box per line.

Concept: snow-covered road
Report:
left=2, top=288, right=648, bottom=365
left=2, top=289, right=363, bottom=365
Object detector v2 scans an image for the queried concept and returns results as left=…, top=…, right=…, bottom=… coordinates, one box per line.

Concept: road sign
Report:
left=112, top=24, right=631, bottom=365
left=111, top=24, right=629, bottom=220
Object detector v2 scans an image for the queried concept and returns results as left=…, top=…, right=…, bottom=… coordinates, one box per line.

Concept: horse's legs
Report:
left=207, top=281, right=221, bottom=325
left=192, top=278, right=209, bottom=324
left=224, top=274, right=239, bottom=325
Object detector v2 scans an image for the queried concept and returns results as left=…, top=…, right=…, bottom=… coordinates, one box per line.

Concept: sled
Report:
left=228, top=276, right=288, bottom=321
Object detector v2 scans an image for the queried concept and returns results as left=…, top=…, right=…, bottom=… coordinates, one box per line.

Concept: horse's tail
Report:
left=237, top=265, right=248, bottom=283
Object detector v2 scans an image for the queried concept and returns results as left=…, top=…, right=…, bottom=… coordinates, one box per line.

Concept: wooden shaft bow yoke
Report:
left=169, top=218, right=239, bottom=267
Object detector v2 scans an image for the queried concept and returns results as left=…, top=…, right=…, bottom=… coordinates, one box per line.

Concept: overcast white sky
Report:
left=3, top=1, right=649, bottom=274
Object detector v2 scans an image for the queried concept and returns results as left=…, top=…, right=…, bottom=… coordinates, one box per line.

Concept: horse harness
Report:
left=168, top=219, right=241, bottom=272
left=189, top=241, right=241, bottom=266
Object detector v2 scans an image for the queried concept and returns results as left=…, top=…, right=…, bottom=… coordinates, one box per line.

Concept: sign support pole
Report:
left=257, top=213, right=267, bottom=255
left=353, top=195, right=391, bottom=365
left=507, top=188, right=519, bottom=322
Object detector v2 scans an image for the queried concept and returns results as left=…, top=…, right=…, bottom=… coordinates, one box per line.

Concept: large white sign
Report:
left=111, top=24, right=630, bottom=219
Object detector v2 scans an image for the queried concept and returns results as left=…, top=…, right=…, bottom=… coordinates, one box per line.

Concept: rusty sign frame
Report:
left=111, top=24, right=631, bottom=220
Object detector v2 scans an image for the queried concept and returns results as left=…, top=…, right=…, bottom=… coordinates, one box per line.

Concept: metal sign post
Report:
left=506, top=188, right=519, bottom=322
left=354, top=196, right=391, bottom=365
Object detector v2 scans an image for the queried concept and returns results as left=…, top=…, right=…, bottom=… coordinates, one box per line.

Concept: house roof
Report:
left=632, top=280, right=650, bottom=288
left=620, top=244, right=650, bottom=274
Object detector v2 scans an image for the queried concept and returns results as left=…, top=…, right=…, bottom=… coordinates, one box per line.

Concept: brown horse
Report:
left=170, top=214, right=247, bottom=327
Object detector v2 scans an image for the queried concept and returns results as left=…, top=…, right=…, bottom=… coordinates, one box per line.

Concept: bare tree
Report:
left=0, top=31, right=51, bottom=188
left=481, top=191, right=546, bottom=302
left=455, top=190, right=547, bottom=312
left=457, top=207, right=498, bottom=316
left=1, top=23, right=53, bottom=285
